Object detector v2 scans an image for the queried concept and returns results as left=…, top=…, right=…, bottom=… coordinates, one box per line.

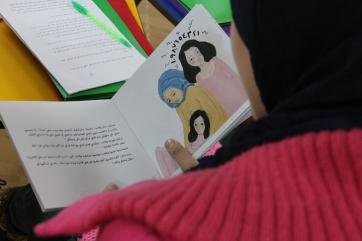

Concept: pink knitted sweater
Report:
left=35, top=129, right=362, bottom=241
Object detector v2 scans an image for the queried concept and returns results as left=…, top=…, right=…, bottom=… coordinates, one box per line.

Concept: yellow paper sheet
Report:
left=125, top=0, right=144, bottom=31
left=0, top=22, right=60, bottom=101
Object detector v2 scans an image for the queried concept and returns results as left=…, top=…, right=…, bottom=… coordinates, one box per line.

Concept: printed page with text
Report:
left=0, top=101, right=160, bottom=211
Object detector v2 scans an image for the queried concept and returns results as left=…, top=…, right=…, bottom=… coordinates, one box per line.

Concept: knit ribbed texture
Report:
left=36, top=129, right=362, bottom=241
left=77, top=227, right=99, bottom=241
left=77, top=143, right=223, bottom=241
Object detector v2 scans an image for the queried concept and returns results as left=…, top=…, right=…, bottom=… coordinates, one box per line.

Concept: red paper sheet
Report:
left=108, top=0, right=154, bottom=55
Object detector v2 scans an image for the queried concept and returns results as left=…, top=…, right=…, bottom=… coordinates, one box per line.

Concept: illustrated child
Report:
left=155, top=110, right=211, bottom=177
left=179, top=39, right=248, bottom=117
left=158, top=69, right=227, bottom=147
left=187, top=110, right=210, bottom=153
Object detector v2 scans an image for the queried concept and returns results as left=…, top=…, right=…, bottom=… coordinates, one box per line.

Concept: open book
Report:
left=0, top=5, right=251, bottom=211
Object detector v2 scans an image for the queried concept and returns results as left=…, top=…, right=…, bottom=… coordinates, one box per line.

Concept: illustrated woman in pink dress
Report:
left=179, top=39, right=248, bottom=117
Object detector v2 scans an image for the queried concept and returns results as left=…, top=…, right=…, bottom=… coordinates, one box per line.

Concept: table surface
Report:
left=0, top=0, right=174, bottom=101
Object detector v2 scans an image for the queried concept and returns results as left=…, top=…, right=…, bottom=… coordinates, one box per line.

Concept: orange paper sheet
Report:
left=0, top=23, right=60, bottom=101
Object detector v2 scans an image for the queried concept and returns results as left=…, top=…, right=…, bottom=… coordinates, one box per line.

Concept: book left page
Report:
left=0, top=100, right=160, bottom=211
left=0, top=0, right=145, bottom=94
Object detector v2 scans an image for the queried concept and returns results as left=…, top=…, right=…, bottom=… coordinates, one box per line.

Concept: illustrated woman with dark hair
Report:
left=179, top=39, right=248, bottom=117
left=187, top=110, right=210, bottom=153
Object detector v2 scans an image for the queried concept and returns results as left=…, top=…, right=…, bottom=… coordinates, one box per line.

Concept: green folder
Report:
left=50, top=75, right=124, bottom=101
left=178, top=0, right=232, bottom=24
left=54, top=0, right=147, bottom=101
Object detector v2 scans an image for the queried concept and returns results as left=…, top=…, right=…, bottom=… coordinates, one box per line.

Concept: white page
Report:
left=0, top=0, right=145, bottom=94
left=112, top=5, right=251, bottom=176
left=0, top=101, right=160, bottom=211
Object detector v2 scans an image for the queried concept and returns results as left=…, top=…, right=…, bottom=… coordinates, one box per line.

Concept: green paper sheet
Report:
left=93, top=0, right=147, bottom=57
left=178, top=0, right=232, bottom=24
left=50, top=75, right=124, bottom=101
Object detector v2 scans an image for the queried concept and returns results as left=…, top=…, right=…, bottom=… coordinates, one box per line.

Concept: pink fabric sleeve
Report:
left=97, top=219, right=160, bottom=241
left=35, top=180, right=159, bottom=237
left=35, top=130, right=362, bottom=241
left=76, top=142, right=222, bottom=241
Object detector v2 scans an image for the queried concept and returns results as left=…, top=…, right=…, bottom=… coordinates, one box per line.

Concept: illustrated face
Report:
left=163, top=87, right=183, bottom=104
left=184, top=47, right=205, bottom=67
left=194, top=116, right=205, bottom=135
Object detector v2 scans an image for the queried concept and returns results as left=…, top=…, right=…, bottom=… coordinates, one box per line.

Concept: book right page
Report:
left=112, top=5, right=250, bottom=176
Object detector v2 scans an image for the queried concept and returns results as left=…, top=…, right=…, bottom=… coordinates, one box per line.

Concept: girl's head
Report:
left=230, top=0, right=362, bottom=119
left=158, top=69, right=191, bottom=108
left=188, top=110, right=210, bottom=143
left=179, top=40, right=216, bottom=83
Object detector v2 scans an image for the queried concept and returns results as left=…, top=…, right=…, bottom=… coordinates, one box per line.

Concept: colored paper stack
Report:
left=53, top=0, right=154, bottom=100
left=1, top=0, right=232, bottom=100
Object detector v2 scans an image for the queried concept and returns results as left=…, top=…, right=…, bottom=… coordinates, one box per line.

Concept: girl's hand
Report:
left=102, top=183, right=118, bottom=192
left=102, top=138, right=197, bottom=191
left=165, top=139, right=199, bottom=171
left=103, top=139, right=198, bottom=192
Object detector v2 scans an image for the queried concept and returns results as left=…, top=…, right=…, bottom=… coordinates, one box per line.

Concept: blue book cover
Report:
left=151, top=0, right=183, bottom=24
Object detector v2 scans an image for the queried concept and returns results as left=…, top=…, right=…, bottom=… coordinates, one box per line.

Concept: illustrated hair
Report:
left=179, top=40, right=217, bottom=83
left=188, top=110, right=210, bottom=143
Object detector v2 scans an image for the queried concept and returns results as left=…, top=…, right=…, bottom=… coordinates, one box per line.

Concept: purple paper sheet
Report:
left=222, top=25, right=230, bottom=36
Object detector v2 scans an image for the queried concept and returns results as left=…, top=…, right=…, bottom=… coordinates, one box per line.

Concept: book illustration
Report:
left=154, top=37, right=246, bottom=173
left=154, top=109, right=210, bottom=177
left=179, top=39, right=247, bottom=117
left=155, top=69, right=227, bottom=176
left=187, top=110, right=210, bottom=153
left=158, top=69, right=227, bottom=147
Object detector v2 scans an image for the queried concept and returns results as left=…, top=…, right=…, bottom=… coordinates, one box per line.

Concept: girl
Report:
left=35, top=0, right=362, bottom=240
left=179, top=39, right=248, bottom=117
